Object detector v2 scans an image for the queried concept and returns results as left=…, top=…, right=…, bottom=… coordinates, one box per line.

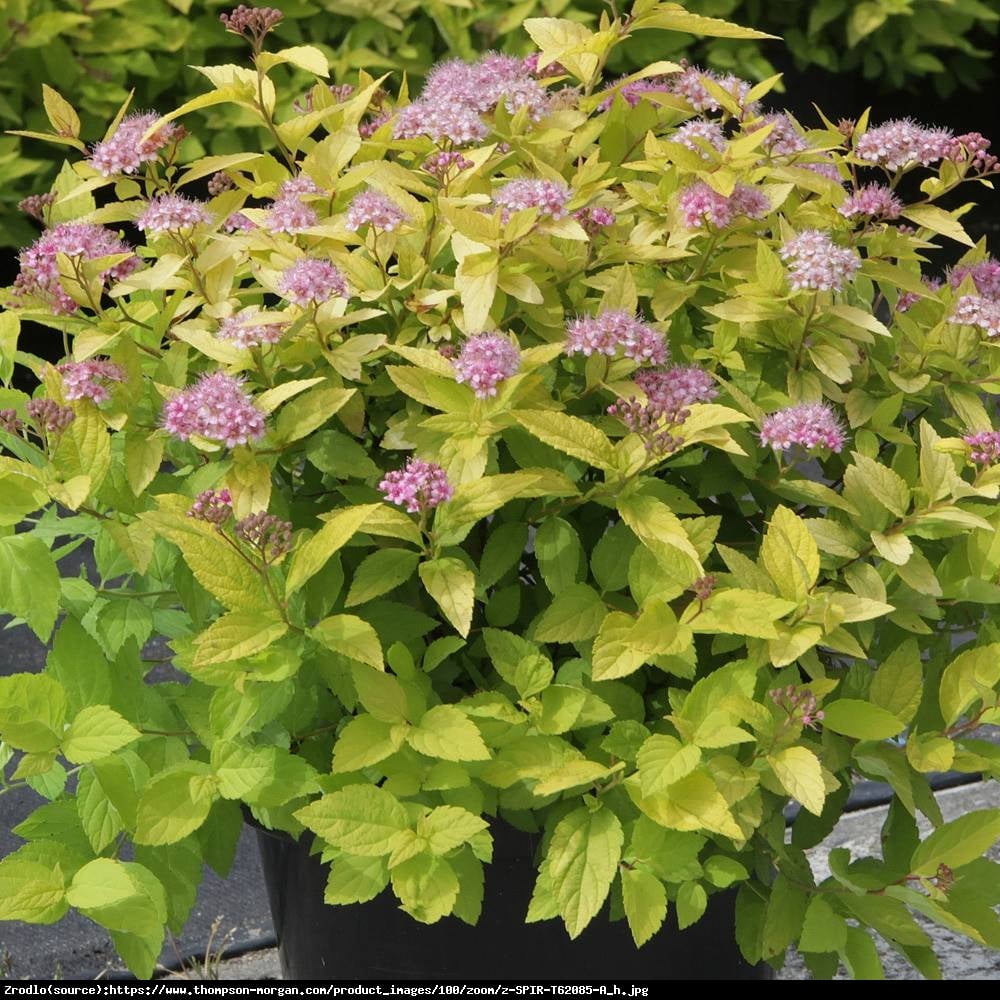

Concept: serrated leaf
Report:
left=910, top=810, right=1000, bottom=875
left=325, top=855, right=389, bottom=905
left=822, top=699, right=904, bottom=740
left=345, top=549, right=420, bottom=607
left=134, top=766, right=217, bottom=846
left=621, top=867, right=667, bottom=947
left=637, top=735, right=701, bottom=798
left=62, top=706, right=140, bottom=764
left=192, top=611, right=288, bottom=666
left=311, top=614, right=383, bottom=669
left=0, top=534, right=60, bottom=642
left=533, top=584, right=607, bottom=642
left=391, top=853, right=460, bottom=924
left=676, top=881, right=708, bottom=930
left=417, top=807, right=489, bottom=856
left=759, top=506, right=819, bottom=602
left=870, top=640, right=923, bottom=725
left=513, top=410, right=616, bottom=469
left=331, top=715, right=407, bottom=773
left=544, top=805, right=623, bottom=939
left=419, top=558, right=475, bottom=637
left=768, top=747, right=825, bottom=816
left=799, top=896, right=847, bottom=953
left=408, top=705, right=489, bottom=762
left=0, top=856, right=67, bottom=923
left=285, top=504, right=378, bottom=596
left=296, top=784, right=410, bottom=857
left=939, top=643, right=1000, bottom=727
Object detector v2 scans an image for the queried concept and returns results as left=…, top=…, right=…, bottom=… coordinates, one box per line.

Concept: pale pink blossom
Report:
left=947, top=257, right=1000, bottom=300
left=162, top=371, right=266, bottom=448
left=216, top=307, right=286, bottom=349
left=423, top=151, right=473, bottom=178
left=13, top=222, right=140, bottom=314
left=672, top=119, right=727, bottom=158
left=493, top=178, right=571, bottom=223
left=679, top=181, right=769, bottom=229
left=278, top=258, right=349, bottom=306
left=838, top=184, right=903, bottom=220
left=760, top=402, right=846, bottom=453
left=855, top=119, right=954, bottom=170
left=452, top=334, right=521, bottom=398
left=565, top=310, right=667, bottom=365
left=136, top=194, right=210, bottom=233
left=379, top=458, right=453, bottom=513
left=345, top=189, right=408, bottom=232
left=573, top=206, right=615, bottom=235
left=779, top=230, right=860, bottom=292
left=90, top=111, right=181, bottom=176
left=950, top=295, right=1000, bottom=338
left=963, top=430, right=1000, bottom=465
left=57, top=359, right=126, bottom=403
left=750, top=112, right=809, bottom=156
left=224, top=212, right=257, bottom=233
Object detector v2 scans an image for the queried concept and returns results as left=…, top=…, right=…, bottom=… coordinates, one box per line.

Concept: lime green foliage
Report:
left=2, top=1, right=1000, bottom=980
left=2, top=0, right=998, bottom=246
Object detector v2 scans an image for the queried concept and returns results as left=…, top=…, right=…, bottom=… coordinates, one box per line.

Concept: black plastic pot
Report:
left=252, top=818, right=773, bottom=981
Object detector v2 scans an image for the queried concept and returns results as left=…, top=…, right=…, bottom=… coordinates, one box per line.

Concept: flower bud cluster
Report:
left=219, top=5, right=283, bottom=44
left=771, top=685, right=824, bottom=728
left=963, top=430, right=1000, bottom=465
left=18, top=193, right=55, bottom=222
left=234, top=511, right=293, bottom=559
left=0, top=409, right=24, bottom=435
left=26, top=399, right=75, bottom=435
left=187, top=489, right=233, bottom=525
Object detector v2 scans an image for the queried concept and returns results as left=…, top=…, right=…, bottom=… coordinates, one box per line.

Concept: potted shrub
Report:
left=2, top=0, right=1000, bottom=981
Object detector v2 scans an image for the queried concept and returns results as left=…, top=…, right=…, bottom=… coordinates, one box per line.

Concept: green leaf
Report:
left=325, top=856, right=389, bottom=905
left=939, top=643, right=1000, bottom=727
left=0, top=673, right=67, bottom=753
left=408, top=705, right=490, bottom=762
left=799, top=896, right=848, bottom=953
left=768, top=747, right=825, bottom=816
left=704, top=856, right=748, bottom=889
left=77, top=768, right=123, bottom=854
left=62, top=706, right=140, bottom=764
left=822, top=699, right=905, bottom=740
left=66, top=859, right=166, bottom=943
left=275, top=384, right=355, bottom=445
left=910, top=810, right=1000, bottom=876
left=0, top=855, right=67, bottom=923
left=285, top=504, right=378, bottom=596
left=544, top=805, right=624, bottom=939
left=762, top=874, right=809, bottom=959
left=192, top=610, right=288, bottom=666
left=535, top=518, right=585, bottom=593
left=902, top=204, right=974, bottom=247
left=621, top=867, right=667, bottom=947
left=688, top=588, right=797, bottom=640
left=296, top=784, right=410, bottom=857
left=676, top=881, right=707, bottom=930
left=634, top=5, right=778, bottom=40
left=870, top=640, right=923, bottom=725
left=391, top=853, right=460, bottom=924
left=351, top=663, right=409, bottom=722
left=759, top=506, right=819, bottom=602
left=417, top=806, right=489, bottom=856
left=331, top=715, right=407, bottom=773
left=617, top=494, right=702, bottom=577
left=533, top=584, right=607, bottom=643
left=0, top=534, right=60, bottom=642
left=513, top=410, right=616, bottom=470
left=847, top=453, right=910, bottom=517
left=345, top=549, right=420, bottom=607
left=311, top=614, right=384, bottom=669
left=134, top=765, right=217, bottom=846
left=637, top=735, right=701, bottom=798
left=419, top=558, right=475, bottom=637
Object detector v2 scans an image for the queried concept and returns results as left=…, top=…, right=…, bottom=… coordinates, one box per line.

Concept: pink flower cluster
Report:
left=759, top=402, right=846, bottom=453
left=599, top=65, right=756, bottom=117
left=672, top=119, right=727, bottom=158
left=855, top=119, right=954, bottom=170
left=395, top=53, right=548, bottom=145
left=896, top=276, right=942, bottom=313
left=493, top=178, right=571, bottom=223
left=278, top=257, right=349, bottom=306
left=265, top=176, right=320, bottom=234
left=948, top=257, right=1000, bottom=299
left=359, top=110, right=394, bottom=139
left=57, top=359, right=126, bottom=403
left=679, top=181, right=769, bottom=229
left=565, top=310, right=667, bottom=365
left=597, top=76, right=669, bottom=111
left=345, top=189, right=408, bottom=232
left=162, top=371, right=266, bottom=448
left=779, top=230, right=860, bottom=292
left=838, top=184, right=903, bottom=220
left=136, top=194, right=210, bottom=234
left=188, top=488, right=233, bottom=524
left=379, top=458, right=453, bottom=514
left=13, top=222, right=140, bottom=314
left=951, top=295, right=1000, bottom=338
left=608, top=365, right=718, bottom=455
left=207, top=172, right=234, bottom=196
left=771, top=686, right=824, bottom=729
left=573, top=206, right=615, bottom=235
left=452, top=334, right=521, bottom=398
left=90, top=112, right=181, bottom=177
left=26, top=399, right=75, bottom=435
left=217, top=307, right=286, bottom=349
left=224, top=212, right=257, bottom=233
left=964, top=430, right=1000, bottom=465
left=750, top=112, right=809, bottom=157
